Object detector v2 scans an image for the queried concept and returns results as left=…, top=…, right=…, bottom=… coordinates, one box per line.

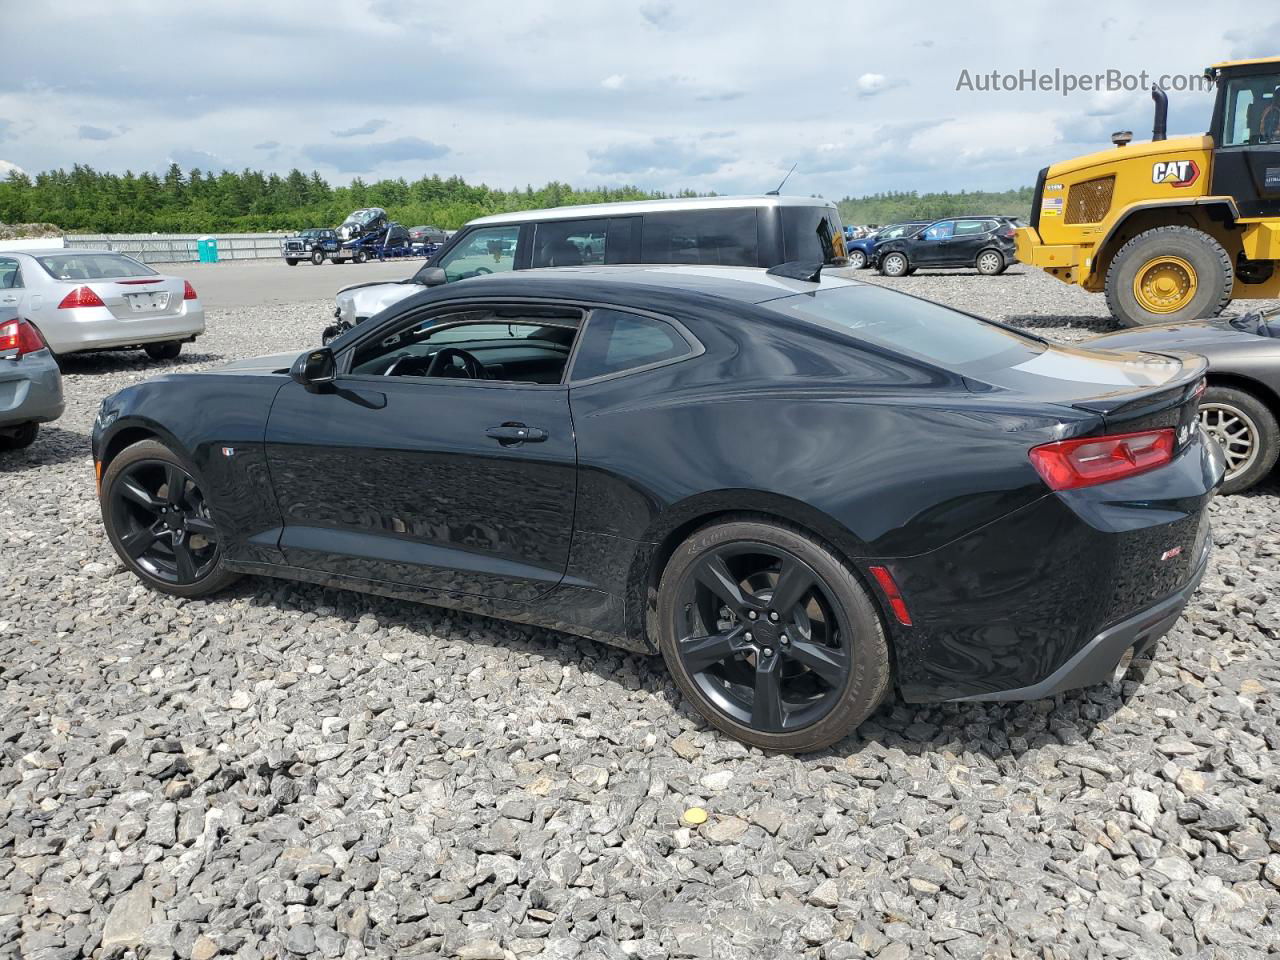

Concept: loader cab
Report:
left=1210, top=59, right=1280, bottom=218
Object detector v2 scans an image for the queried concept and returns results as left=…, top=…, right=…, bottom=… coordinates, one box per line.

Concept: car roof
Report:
left=1, top=248, right=123, bottom=257
left=425, top=263, right=861, bottom=306
left=465, top=194, right=839, bottom=227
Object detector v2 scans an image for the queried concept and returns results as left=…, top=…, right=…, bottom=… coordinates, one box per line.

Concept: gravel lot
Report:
left=3, top=265, right=1279, bottom=960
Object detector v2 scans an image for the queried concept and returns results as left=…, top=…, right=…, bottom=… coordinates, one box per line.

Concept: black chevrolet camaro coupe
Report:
left=92, top=265, right=1224, bottom=752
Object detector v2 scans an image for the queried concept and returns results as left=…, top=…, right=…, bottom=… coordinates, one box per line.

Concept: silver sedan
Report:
left=0, top=250, right=204, bottom=360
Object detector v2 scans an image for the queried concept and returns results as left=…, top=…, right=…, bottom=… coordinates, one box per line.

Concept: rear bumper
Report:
left=41, top=303, right=205, bottom=354
left=0, top=349, right=64, bottom=428
left=948, top=532, right=1210, bottom=702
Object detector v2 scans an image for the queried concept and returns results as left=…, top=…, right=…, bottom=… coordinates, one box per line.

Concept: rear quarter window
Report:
left=640, top=209, right=759, bottom=267
left=780, top=206, right=843, bottom=262
left=572, top=309, right=694, bottom=380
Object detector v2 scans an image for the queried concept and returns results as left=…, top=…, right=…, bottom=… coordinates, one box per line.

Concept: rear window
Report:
left=640, top=209, right=758, bottom=266
left=771, top=285, right=1043, bottom=369
left=780, top=206, right=843, bottom=263
left=37, top=253, right=157, bottom=280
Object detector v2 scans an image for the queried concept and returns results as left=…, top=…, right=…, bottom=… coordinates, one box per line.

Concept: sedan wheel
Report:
left=1198, top=386, right=1279, bottom=493
left=880, top=252, right=909, bottom=277
left=848, top=250, right=867, bottom=270
left=101, top=440, right=239, bottom=597
left=658, top=519, right=889, bottom=752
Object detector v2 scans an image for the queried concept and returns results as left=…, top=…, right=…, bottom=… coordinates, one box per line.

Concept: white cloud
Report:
left=0, top=159, right=26, bottom=177
left=857, top=73, right=888, bottom=95
left=600, top=74, right=626, bottom=91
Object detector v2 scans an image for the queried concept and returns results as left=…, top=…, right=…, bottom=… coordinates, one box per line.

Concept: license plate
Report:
left=126, top=292, right=170, bottom=312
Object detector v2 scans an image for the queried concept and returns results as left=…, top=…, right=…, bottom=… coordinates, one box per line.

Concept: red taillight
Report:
left=1029, top=429, right=1175, bottom=491
left=868, top=565, right=912, bottom=626
left=183, top=280, right=198, bottom=301
left=0, top=318, right=47, bottom=357
left=58, top=286, right=105, bottom=309
left=1001, top=227, right=1017, bottom=238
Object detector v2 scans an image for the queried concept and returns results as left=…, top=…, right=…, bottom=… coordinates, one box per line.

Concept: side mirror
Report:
left=418, top=267, right=447, bottom=287
left=291, top=347, right=336, bottom=390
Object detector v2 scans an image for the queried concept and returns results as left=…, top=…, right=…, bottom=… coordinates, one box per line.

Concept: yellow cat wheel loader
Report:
left=1016, top=57, right=1280, bottom=326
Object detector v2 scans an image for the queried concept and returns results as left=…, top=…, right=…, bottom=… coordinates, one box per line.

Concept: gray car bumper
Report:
left=0, top=348, right=64, bottom=429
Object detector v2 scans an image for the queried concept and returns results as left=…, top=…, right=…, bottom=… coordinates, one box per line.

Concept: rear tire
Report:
left=1199, top=385, right=1279, bottom=494
left=880, top=252, right=909, bottom=277
left=354, top=250, right=367, bottom=264
left=144, top=341, right=182, bottom=361
left=1104, top=226, right=1233, bottom=327
left=311, top=250, right=325, bottom=266
left=976, top=248, right=1005, bottom=276
left=0, top=422, right=39, bottom=450
left=657, top=518, right=890, bottom=753
left=100, top=439, right=240, bottom=598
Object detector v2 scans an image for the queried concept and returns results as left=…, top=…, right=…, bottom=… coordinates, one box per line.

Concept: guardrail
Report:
left=64, top=233, right=286, bottom=264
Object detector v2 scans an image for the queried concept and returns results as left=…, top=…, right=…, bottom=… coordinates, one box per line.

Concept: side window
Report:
left=1222, top=74, right=1280, bottom=145
left=953, top=220, right=987, bottom=236
left=0, top=259, right=20, bottom=289
left=924, top=221, right=955, bottom=241
left=348, top=307, right=580, bottom=384
left=572, top=309, right=693, bottom=381
left=437, top=226, right=521, bottom=282
left=780, top=206, right=842, bottom=263
left=640, top=209, right=758, bottom=266
left=532, top=219, right=609, bottom=268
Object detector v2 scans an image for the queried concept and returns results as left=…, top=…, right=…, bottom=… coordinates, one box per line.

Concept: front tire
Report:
left=848, top=250, right=867, bottom=270
left=1199, top=385, right=1279, bottom=494
left=144, top=341, right=182, bottom=361
left=286, top=259, right=298, bottom=266
left=880, top=252, right=909, bottom=277
left=657, top=518, right=890, bottom=753
left=0, top=422, right=39, bottom=450
left=100, top=439, right=240, bottom=598
left=311, top=250, right=325, bottom=266
left=1105, top=226, right=1233, bottom=327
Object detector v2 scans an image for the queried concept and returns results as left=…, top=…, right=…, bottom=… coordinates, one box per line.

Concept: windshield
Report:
left=770, top=284, right=1043, bottom=370
left=37, top=253, right=157, bottom=280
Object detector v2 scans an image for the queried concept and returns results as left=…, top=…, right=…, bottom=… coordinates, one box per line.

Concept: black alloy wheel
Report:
left=659, top=519, right=889, bottom=752
left=102, top=440, right=239, bottom=597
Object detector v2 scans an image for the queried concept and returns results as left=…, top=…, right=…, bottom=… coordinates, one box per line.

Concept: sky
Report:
left=0, top=1, right=1274, bottom=199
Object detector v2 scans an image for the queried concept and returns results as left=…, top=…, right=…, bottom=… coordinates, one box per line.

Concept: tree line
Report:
left=0, top=161, right=1034, bottom=234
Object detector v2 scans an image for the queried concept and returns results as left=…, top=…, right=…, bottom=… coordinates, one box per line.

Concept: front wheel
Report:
left=0, top=422, right=39, bottom=450
left=1104, top=226, right=1233, bottom=327
left=144, top=341, right=182, bottom=361
left=657, top=518, right=890, bottom=753
left=285, top=259, right=298, bottom=266
left=100, top=439, right=240, bottom=598
left=879, top=252, right=909, bottom=277
left=311, top=250, right=325, bottom=266
left=976, top=248, right=1005, bottom=275
left=1199, top=385, right=1279, bottom=494
left=848, top=250, right=867, bottom=270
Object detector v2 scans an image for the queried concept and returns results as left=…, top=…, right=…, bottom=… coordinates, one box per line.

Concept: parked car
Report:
left=337, top=207, right=388, bottom=242
left=846, top=220, right=931, bottom=270
left=0, top=305, right=63, bottom=450
left=876, top=216, right=1019, bottom=277
left=408, top=225, right=449, bottom=245
left=94, top=265, right=1221, bottom=752
left=282, top=228, right=342, bottom=266
left=1088, top=308, right=1280, bottom=493
left=0, top=251, right=204, bottom=360
left=330, top=195, right=846, bottom=337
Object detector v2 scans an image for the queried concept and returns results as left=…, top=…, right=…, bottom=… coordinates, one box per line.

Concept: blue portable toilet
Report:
left=197, top=236, right=219, bottom=263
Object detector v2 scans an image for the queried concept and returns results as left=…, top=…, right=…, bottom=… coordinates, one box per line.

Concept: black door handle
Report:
left=486, top=423, right=547, bottom=444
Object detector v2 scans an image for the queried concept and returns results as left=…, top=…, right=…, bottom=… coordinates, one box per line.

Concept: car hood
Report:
left=1087, top=318, right=1270, bottom=352
left=197, top=351, right=302, bottom=376
left=335, top=280, right=422, bottom=323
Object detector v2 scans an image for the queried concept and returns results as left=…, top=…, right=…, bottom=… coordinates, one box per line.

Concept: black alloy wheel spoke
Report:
left=184, top=516, right=218, bottom=539
left=785, top=638, right=849, bottom=687
left=679, top=630, right=742, bottom=672
left=119, top=478, right=162, bottom=513
left=172, top=539, right=198, bottom=582
left=120, top=524, right=162, bottom=559
left=752, top=653, right=785, bottom=731
left=693, top=554, right=759, bottom=617
left=770, top=558, right=815, bottom=620
left=165, top=464, right=188, bottom=507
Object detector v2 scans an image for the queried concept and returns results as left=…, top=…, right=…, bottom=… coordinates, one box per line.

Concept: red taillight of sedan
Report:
left=58, top=286, right=106, bottom=309
left=1030, top=429, right=1175, bottom=491
left=0, top=317, right=47, bottom=357
left=183, top=280, right=198, bottom=301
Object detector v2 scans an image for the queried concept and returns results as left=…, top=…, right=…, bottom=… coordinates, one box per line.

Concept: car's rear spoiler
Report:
left=1068, top=351, right=1207, bottom=418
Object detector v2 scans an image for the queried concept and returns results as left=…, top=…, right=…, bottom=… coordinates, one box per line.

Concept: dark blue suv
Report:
left=846, top=221, right=931, bottom=270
